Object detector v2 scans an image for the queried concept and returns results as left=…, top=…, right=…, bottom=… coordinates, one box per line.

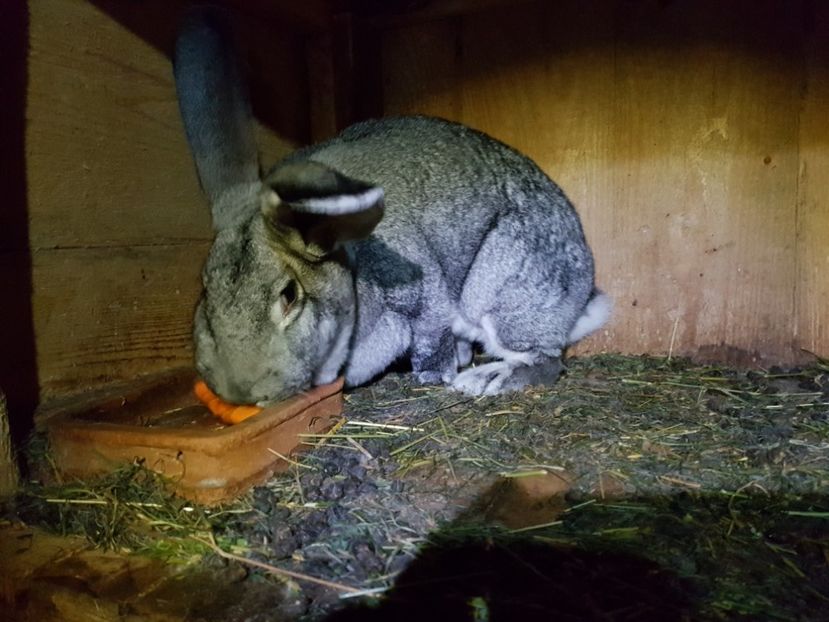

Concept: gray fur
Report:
left=175, top=8, right=610, bottom=404
left=174, top=7, right=259, bottom=228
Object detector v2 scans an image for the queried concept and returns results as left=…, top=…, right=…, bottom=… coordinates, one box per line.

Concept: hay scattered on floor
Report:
left=13, top=463, right=222, bottom=560
left=8, top=355, right=829, bottom=620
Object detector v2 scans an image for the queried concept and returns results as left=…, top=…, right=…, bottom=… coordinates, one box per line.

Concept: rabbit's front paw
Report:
left=414, top=370, right=443, bottom=385
left=451, top=361, right=515, bottom=396
left=415, top=369, right=458, bottom=386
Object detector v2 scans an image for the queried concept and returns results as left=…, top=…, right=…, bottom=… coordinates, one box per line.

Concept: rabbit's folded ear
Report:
left=174, top=6, right=259, bottom=229
left=261, top=161, right=384, bottom=256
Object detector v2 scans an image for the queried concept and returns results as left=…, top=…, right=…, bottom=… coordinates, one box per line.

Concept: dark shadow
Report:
left=321, top=488, right=829, bottom=621
left=87, top=1, right=828, bottom=156
left=326, top=537, right=694, bottom=621
left=0, top=2, right=39, bottom=449
left=323, top=478, right=698, bottom=621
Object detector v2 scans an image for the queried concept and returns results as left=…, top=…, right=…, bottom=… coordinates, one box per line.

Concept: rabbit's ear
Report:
left=261, top=161, right=384, bottom=256
left=174, top=6, right=259, bottom=229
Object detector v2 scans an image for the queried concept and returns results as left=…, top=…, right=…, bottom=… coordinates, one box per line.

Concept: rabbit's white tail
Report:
left=568, top=290, right=612, bottom=344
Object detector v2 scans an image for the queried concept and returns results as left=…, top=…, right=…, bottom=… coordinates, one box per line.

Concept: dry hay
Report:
left=8, top=355, right=829, bottom=620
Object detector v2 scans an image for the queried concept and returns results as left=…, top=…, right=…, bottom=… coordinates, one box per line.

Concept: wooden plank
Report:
left=381, top=0, right=818, bottom=364
left=307, top=35, right=339, bottom=143
left=382, top=18, right=464, bottom=120
left=455, top=1, right=618, bottom=355
left=606, top=0, right=803, bottom=365
left=307, top=14, right=383, bottom=141
left=24, top=0, right=301, bottom=251
left=331, top=13, right=361, bottom=131
left=0, top=392, right=19, bottom=497
left=25, top=0, right=211, bottom=249
left=796, top=3, right=829, bottom=360
left=240, top=10, right=312, bottom=158
left=25, top=244, right=210, bottom=400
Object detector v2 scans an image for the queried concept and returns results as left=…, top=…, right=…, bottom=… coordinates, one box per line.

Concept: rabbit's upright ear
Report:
left=174, top=6, right=259, bottom=229
left=261, top=161, right=384, bottom=257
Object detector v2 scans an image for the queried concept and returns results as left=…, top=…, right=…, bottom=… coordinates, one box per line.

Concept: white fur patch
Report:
left=452, top=361, right=514, bottom=396
left=451, top=315, right=484, bottom=343
left=452, top=314, right=537, bottom=365
left=294, top=187, right=384, bottom=215
left=314, top=317, right=352, bottom=385
left=479, top=315, right=538, bottom=365
left=568, top=292, right=612, bottom=344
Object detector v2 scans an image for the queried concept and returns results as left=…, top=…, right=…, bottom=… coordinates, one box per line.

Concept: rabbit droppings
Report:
left=174, top=8, right=611, bottom=407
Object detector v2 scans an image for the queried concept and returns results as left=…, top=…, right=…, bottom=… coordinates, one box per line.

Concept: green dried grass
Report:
left=10, top=354, right=829, bottom=618
left=14, top=462, right=251, bottom=560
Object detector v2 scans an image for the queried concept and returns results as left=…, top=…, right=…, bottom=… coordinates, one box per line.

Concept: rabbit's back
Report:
left=278, top=116, right=592, bottom=296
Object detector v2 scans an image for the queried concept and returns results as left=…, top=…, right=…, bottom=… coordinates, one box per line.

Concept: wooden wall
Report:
left=10, top=0, right=308, bottom=417
left=7, top=0, right=829, bottom=431
left=381, top=0, right=829, bottom=366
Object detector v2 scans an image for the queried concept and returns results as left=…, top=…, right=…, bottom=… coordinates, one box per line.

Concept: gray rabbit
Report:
left=174, top=8, right=610, bottom=405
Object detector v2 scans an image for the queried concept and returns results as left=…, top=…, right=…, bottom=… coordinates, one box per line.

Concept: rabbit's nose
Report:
left=248, top=376, right=286, bottom=406
left=215, top=377, right=248, bottom=403
left=197, top=365, right=245, bottom=404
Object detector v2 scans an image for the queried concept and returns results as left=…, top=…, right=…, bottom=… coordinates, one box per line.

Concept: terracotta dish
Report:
left=45, top=371, right=343, bottom=505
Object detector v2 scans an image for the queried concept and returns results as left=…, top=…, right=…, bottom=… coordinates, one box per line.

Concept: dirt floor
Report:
left=3, top=355, right=829, bottom=621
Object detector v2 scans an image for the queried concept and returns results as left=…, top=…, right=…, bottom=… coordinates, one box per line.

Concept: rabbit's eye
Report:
left=279, top=281, right=298, bottom=315
left=270, top=280, right=302, bottom=327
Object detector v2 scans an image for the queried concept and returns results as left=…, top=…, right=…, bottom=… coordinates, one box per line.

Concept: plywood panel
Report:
left=26, top=243, right=209, bottom=398
left=606, top=1, right=803, bottom=365
left=382, top=17, right=463, bottom=119
left=797, top=5, right=829, bottom=359
left=455, top=1, right=616, bottom=354
left=24, top=0, right=300, bottom=250
left=382, top=0, right=822, bottom=364
left=20, top=0, right=310, bottom=404
left=307, top=35, right=339, bottom=143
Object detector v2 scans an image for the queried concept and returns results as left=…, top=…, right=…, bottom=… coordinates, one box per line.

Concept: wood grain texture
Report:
left=25, top=0, right=300, bottom=250
left=382, top=17, right=463, bottom=120
left=382, top=0, right=826, bottom=364
left=606, top=1, right=803, bottom=365
left=0, top=392, right=19, bottom=496
left=25, top=244, right=210, bottom=400
left=307, top=35, right=339, bottom=143
left=18, top=0, right=829, bottom=414
left=20, top=0, right=308, bottom=402
left=797, top=4, right=829, bottom=359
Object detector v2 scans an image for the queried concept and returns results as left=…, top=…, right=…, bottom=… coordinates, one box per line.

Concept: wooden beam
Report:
left=229, top=0, right=334, bottom=33
left=352, top=0, right=541, bottom=27
left=0, top=392, right=19, bottom=497
left=308, top=12, right=383, bottom=141
left=0, top=0, right=37, bottom=444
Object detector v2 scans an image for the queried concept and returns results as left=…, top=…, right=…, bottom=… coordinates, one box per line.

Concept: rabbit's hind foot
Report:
left=451, top=356, right=562, bottom=396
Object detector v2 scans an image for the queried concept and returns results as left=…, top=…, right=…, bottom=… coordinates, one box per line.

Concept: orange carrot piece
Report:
left=193, top=379, right=214, bottom=403
left=193, top=379, right=263, bottom=424
left=225, top=405, right=262, bottom=424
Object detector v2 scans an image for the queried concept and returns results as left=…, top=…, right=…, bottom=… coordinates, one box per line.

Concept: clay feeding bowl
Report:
left=45, top=371, right=344, bottom=505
